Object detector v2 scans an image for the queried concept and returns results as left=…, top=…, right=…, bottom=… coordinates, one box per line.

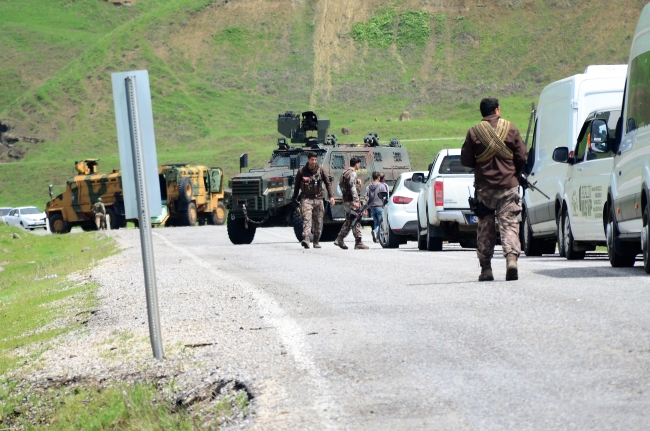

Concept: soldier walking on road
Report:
left=291, top=152, right=335, bottom=249
left=460, top=98, right=527, bottom=281
left=93, top=197, right=107, bottom=230
left=334, top=157, right=369, bottom=250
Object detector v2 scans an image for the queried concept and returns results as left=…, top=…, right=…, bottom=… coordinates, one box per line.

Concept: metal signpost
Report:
left=111, top=70, right=164, bottom=359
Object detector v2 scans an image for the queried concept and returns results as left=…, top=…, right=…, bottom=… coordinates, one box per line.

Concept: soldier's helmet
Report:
left=97, top=197, right=102, bottom=202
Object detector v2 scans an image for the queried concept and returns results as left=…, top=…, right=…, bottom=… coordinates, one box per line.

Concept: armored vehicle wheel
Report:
left=319, top=225, right=339, bottom=242
left=181, top=202, right=198, bottom=226
left=49, top=213, right=70, bottom=234
left=106, top=207, right=121, bottom=230
left=227, top=215, right=256, bottom=244
left=179, top=178, right=193, bottom=203
left=214, top=202, right=227, bottom=225
left=291, top=207, right=315, bottom=242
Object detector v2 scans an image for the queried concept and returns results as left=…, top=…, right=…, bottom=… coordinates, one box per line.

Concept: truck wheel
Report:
left=641, top=201, right=650, bottom=274
left=181, top=202, right=198, bottom=226
left=379, top=218, right=399, bottom=249
left=606, top=204, right=636, bottom=267
left=563, top=209, right=585, bottom=260
left=227, top=215, right=256, bottom=244
left=291, top=207, right=314, bottom=242
left=214, top=202, right=227, bottom=225
left=522, top=211, right=542, bottom=256
left=49, top=213, right=70, bottom=234
left=106, top=207, right=121, bottom=230
left=178, top=177, right=193, bottom=203
left=557, top=211, right=566, bottom=258
left=417, top=209, right=427, bottom=251
left=426, top=212, right=443, bottom=251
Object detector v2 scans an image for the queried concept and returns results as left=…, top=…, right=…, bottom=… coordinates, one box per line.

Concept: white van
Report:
left=607, top=4, right=650, bottom=273
left=521, top=65, right=627, bottom=256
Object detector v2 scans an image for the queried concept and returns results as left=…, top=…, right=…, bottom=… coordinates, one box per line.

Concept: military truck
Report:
left=159, top=164, right=226, bottom=226
left=46, top=159, right=127, bottom=233
left=226, top=111, right=412, bottom=244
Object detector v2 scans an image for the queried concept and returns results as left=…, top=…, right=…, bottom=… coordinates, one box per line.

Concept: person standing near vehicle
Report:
left=366, top=172, right=389, bottom=243
left=291, top=152, right=335, bottom=249
left=460, top=98, right=527, bottom=281
left=93, top=197, right=107, bottom=230
left=334, top=157, right=369, bottom=250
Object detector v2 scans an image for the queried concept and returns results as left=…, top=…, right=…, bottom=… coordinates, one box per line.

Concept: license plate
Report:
left=469, top=215, right=478, bottom=224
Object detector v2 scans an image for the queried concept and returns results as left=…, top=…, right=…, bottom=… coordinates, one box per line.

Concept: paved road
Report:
left=141, top=226, right=649, bottom=430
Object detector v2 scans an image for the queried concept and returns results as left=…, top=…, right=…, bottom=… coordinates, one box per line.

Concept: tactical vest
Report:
left=339, top=168, right=357, bottom=202
left=300, top=166, right=323, bottom=197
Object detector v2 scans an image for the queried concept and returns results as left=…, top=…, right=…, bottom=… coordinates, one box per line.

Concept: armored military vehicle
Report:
left=226, top=111, right=412, bottom=244
left=159, top=164, right=226, bottom=226
left=46, top=159, right=127, bottom=233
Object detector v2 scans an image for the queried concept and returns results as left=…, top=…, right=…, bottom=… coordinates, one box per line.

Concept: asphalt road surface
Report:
left=132, top=226, right=649, bottom=430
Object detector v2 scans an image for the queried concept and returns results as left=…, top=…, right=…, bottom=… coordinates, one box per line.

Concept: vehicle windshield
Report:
left=0, top=209, right=11, bottom=216
left=20, top=207, right=42, bottom=215
left=270, top=153, right=323, bottom=167
left=403, top=177, right=426, bottom=193
left=438, top=155, right=473, bottom=174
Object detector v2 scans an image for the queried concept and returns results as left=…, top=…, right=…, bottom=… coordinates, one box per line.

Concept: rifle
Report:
left=519, top=173, right=550, bottom=200
left=349, top=202, right=370, bottom=226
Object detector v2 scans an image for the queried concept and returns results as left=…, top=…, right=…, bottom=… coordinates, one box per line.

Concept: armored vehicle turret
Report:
left=226, top=111, right=412, bottom=244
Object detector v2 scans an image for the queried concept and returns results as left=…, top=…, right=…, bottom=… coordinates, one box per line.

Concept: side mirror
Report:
left=552, top=147, right=570, bottom=163
left=589, top=119, right=609, bottom=153
left=239, top=153, right=248, bottom=172
left=628, top=117, right=637, bottom=133
left=411, top=173, right=425, bottom=183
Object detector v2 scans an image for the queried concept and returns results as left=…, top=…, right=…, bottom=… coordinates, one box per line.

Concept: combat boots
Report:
left=506, top=255, right=518, bottom=281
left=334, top=236, right=348, bottom=250
left=301, top=240, right=310, bottom=249
left=478, top=260, right=494, bottom=282
left=313, top=242, right=321, bottom=249
left=354, top=239, right=369, bottom=250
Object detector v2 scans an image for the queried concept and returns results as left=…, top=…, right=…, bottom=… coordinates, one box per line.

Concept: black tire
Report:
left=563, top=209, right=585, bottom=260
left=606, top=204, right=636, bottom=267
left=426, top=211, right=443, bottom=251
left=417, top=209, right=427, bottom=251
left=178, top=177, right=193, bottom=203
left=521, top=210, right=543, bottom=256
left=459, top=238, right=478, bottom=249
left=227, top=215, right=256, bottom=244
left=181, top=202, right=198, bottom=226
left=49, top=213, right=70, bottom=234
left=320, top=225, right=339, bottom=242
left=106, top=207, right=121, bottom=230
left=379, top=217, right=399, bottom=249
left=291, top=207, right=315, bottom=242
left=214, top=202, right=227, bottom=225
left=641, top=201, right=650, bottom=274
left=557, top=209, right=566, bottom=258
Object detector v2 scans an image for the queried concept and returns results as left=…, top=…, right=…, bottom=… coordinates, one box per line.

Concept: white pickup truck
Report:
left=414, top=149, right=477, bottom=251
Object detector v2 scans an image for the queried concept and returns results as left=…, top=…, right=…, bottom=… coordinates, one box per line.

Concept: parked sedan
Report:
left=378, top=171, right=427, bottom=248
left=5, top=206, right=47, bottom=230
left=0, top=207, right=12, bottom=224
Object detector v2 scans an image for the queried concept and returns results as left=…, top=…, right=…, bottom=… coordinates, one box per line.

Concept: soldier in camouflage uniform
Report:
left=460, top=98, right=527, bottom=281
left=93, top=197, right=106, bottom=230
left=291, top=152, right=335, bottom=249
left=334, top=157, right=369, bottom=250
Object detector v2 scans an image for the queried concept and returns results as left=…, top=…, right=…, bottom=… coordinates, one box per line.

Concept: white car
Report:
left=378, top=171, right=427, bottom=248
left=0, top=207, right=12, bottom=224
left=5, top=206, right=48, bottom=230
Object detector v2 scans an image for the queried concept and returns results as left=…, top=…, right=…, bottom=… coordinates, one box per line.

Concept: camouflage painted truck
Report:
left=226, top=111, right=412, bottom=244
left=46, top=159, right=128, bottom=233
left=45, top=160, right=226, bottom=233
left=158, top=163, right=226, bottom=226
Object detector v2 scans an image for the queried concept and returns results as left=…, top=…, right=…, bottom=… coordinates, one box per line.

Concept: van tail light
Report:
left=392, top=196, right=413, bottom=204
left=434, top=180, right=444, bottom=207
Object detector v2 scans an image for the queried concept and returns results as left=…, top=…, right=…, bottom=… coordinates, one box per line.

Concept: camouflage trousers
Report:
left=337, top=201, right=362, bottom=240
left=477, top=186, right=521, bottom=261
left=95, top=214, right=106, bottom=230
left=301, top=198, right=324, bottom=243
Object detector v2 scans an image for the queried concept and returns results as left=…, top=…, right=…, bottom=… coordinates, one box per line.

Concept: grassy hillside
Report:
left=0, top=0, right=646, bottom=207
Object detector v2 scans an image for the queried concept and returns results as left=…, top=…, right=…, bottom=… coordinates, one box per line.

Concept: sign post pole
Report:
left=124, top=75, right=164, bottom=359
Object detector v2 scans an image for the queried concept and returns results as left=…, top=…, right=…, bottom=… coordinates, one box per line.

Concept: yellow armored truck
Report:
left=158, top=164, right=226, bottom=226
left=46, top=159, right=127, bottom=233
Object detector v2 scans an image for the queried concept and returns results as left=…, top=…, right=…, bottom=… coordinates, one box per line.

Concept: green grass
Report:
left=0, top=224, right=116, bottom=374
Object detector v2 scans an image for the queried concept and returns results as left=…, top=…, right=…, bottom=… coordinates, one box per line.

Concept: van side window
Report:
left=524, top=119, right=537, bottom=175
left=626, top=51, right=650, bottom=133
left=575, top=122, right=590, bottom=162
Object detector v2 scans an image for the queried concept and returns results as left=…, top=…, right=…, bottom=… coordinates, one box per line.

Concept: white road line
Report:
left=152, top=232, right=342, bottom=429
